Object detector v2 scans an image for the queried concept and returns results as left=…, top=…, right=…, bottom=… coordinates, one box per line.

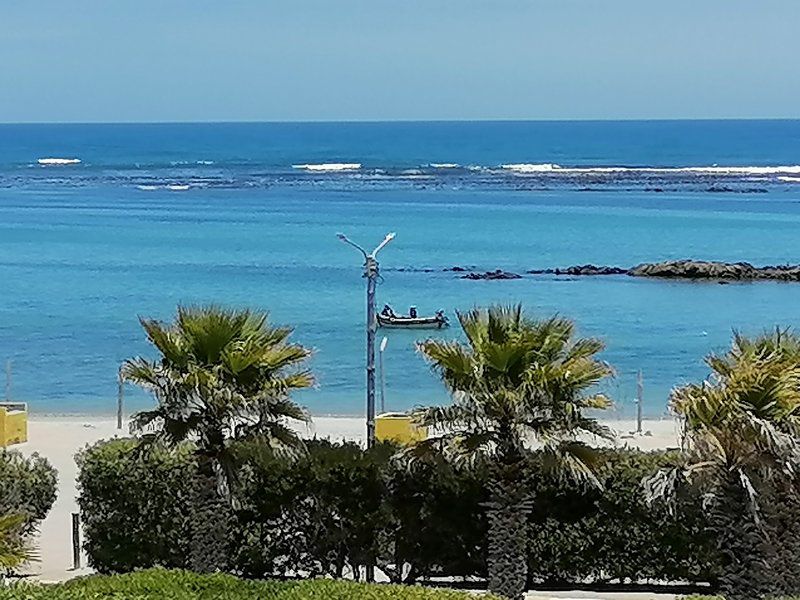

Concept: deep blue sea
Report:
left=1, top=120, right=800, bottom=416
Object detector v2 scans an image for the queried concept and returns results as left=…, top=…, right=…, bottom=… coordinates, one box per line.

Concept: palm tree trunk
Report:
left=763, top=477, right=800, bottom=596
left=486, top=457, right=530, bottom=600
left=711, top=474, right=774, bottom=600
left=188, top=453, right=231, bottom=573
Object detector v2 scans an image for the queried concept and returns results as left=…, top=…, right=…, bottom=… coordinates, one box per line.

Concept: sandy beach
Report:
left=12, top=414, right=683, bottom=594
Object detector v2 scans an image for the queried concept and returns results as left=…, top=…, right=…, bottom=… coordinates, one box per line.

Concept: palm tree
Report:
left=123, top=305, right=313, bottom=573
left=650, top=329, right=800, bottom=600
left=0, top=513, right=33, bottom=579
left=413, top=305, right=613, bottom=600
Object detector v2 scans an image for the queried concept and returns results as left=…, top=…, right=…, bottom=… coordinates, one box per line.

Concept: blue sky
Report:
left=2, top=0, right=798, bottom=122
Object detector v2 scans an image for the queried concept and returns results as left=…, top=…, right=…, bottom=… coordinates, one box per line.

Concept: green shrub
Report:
left=76, top=439, right=195, bottom=573
left=76, top=438, right=718, bottom=586
left=0, top=568, right=501, bottom=599
left=527, top=448, right=717, bottom=584
left=0, top=450, right=57, bottom=536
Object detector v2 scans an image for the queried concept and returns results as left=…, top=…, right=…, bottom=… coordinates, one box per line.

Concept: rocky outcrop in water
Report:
left=529, top=260, right=800, bottom=282
left=528, top=265, right=629, bottom=276
left=461, top=269, right=522, bottom=280
left=444, top=266, right=476, bottom=272
left=455, top=260, right=800, bottom=282
left=629, top=260, right=800, bottom=281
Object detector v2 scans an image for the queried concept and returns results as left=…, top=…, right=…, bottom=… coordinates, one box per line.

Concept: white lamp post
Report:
left=337, top=232, right=395, bottom=448
left=379, top=336, right=388, bottom=414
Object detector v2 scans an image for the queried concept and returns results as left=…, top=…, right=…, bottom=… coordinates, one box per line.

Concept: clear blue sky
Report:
left=2, top=0, right=798, bottom=122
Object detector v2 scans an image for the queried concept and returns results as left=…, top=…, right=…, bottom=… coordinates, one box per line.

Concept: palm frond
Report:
left=0, top=513, right=35, bottom=572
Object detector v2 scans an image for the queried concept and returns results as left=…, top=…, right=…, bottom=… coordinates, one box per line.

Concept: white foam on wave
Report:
left=136, top=184, right=191, bottom=191
left=501, top=163, right=562, bottom=173
left=427, top=163, right=460, bottom=169
left=37, top=157, right=81, bottom=165
left=292, top=163, right=361, bottom=172
left=779, top=176, right=800, bottom=183
left=170, top=160, right=214, bottom=166
left=501, top=163, right=800, bottom=176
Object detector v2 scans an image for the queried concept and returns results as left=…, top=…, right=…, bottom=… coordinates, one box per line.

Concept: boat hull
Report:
left=377, top=314, right=449, bottom=329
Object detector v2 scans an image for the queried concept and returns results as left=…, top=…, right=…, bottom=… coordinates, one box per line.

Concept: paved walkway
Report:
left=525, top=592, right=677, bottom=600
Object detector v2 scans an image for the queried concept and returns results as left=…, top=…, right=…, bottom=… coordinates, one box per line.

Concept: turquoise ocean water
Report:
left=1, top=120, right=799, bottom=415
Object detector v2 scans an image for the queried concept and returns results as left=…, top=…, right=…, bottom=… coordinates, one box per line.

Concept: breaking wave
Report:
left=136, top=184, right=191, bottom=191
left=501, top=163, right=562, bottom=173
left=37, top=158, right=81, bottom=165
left=501, top=163, right=800, bottom=176
left=292, top=163, right=361, bottom=172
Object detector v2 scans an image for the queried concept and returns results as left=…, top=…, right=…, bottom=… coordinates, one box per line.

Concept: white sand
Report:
left=12, top=415, right=682, bottom=591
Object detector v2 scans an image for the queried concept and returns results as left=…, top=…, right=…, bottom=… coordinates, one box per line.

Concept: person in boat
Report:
left=409, top=306, right=418, bottom=318
left=382, top=304, right=396, bottom=318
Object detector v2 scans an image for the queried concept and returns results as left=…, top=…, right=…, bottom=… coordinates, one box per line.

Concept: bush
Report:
left=76, top=438, right=718, bottom=586
left=0, top=568, right=501, bottom=599
left=0, top=450, right=57, bottom=535
left=76, top=439, right=195, bottom=573
left=231, top=439, right=489, bottom=582
left=527, top=449, right=716, bottom=585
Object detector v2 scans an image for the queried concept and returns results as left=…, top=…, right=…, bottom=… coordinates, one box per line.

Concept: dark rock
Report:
left=393, top=267, right=435, bottom=273
left=461, top=269, right=522, bottom=281
left=527, top=268, right=555, bottom=275
left=529, top=265, right=627, bottom=276
left=554, top=264, right=629, bottom=276
left=629, top=260, right=800, bottom=282
left=528, top=260, right=800, bottom=283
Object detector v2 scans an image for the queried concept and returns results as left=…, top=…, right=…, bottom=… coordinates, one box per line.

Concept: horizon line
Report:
left=1, top=116, right=799, bottom=126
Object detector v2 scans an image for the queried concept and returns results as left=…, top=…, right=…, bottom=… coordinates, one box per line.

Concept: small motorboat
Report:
left=377, top=306, right=449, bottom=329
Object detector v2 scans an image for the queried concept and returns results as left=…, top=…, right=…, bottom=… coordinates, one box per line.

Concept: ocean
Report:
left=1, top=120, right=800, bottom=416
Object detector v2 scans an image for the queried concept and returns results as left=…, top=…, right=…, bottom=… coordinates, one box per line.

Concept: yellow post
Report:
left=0, top=403, right=27, bottom=447
left=375, top=412, right=427, bottom=445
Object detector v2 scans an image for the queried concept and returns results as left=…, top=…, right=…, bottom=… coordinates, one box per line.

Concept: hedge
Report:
left=0, top=450, right=58, bottom=536
left=76, top=439, right=717, bottom=586
left=0, top=568, right=501, bottom=599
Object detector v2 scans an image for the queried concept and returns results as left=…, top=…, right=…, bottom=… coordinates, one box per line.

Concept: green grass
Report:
left=0, top=569, right=500, bottom=599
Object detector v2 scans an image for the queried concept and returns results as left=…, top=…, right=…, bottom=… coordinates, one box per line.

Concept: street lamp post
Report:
left=379, top=336, right=388, bottom=414
left=337, top=232, right=395, bottom=448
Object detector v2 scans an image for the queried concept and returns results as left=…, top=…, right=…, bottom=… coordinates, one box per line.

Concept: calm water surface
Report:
left=1, top=120, right=799, bottom=415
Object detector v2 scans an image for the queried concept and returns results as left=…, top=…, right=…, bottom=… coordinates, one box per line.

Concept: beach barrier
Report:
left=375, top=412, right=427, bottom=445
left=0, top=402, right=28, bottom=447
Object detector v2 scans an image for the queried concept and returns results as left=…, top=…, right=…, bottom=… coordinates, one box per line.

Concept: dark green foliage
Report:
left=75, top=439, right=195, bottom=573
left=0, top=450, right=58, bottom=536
left=381, top=451, right=489, bottom=582
left=527, top=449, right=716, bottom=585
left=765, top=480, right=800, bottom=596
left=231, top=438, right=393, bottom=580
left=76, top=438, right=718, bottom=586
left=0, top=568, right=502, bottom=600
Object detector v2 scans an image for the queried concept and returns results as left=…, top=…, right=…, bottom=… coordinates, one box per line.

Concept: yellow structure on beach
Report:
left=375, top=412, right=427, bottom=445
left=0, top=403, right=28, bottom=447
